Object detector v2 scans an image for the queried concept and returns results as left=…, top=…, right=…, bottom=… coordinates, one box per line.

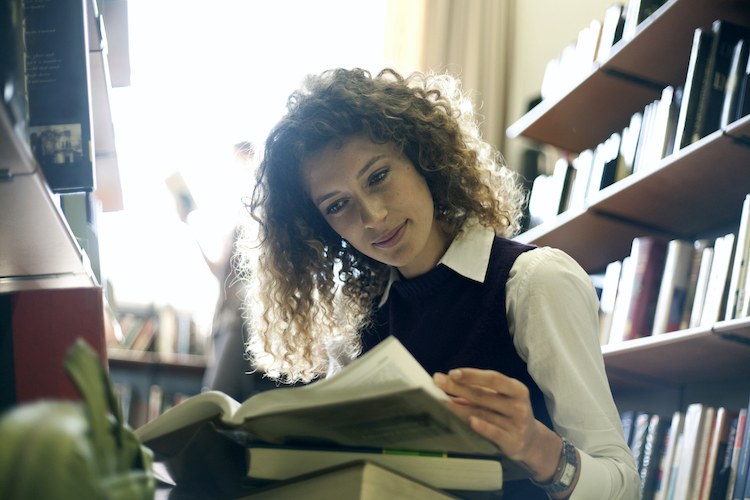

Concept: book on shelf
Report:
left=711, top=412, right=741, bottom=500
left=640, top=413, right=670, bottom=500
left=732, top=397, right=750, bottom=500
left=674, top=28, right=714, bottom=152
left=631, top=412, right=652, bottom=474
left=134, top=336, right=531, bottom=491
left=727, top=409, right=747, bottom=500
left=622, top=0, right=667, bottom=42
left=726, top=194, right=750, bottom=321
left=736, top=47, right=750, bottom=125
left=691, top=407, right=717, bottom=500
left=243, top=443, right=504, bottom=493
left=701, top=408, right=740, bottom=500
left=721, top=40, right=750, bottom=129
left=621, top=410, right=637, bottom=448
left=586, top=132, right=621, bottom=200
left=235, top=460, right=465, bottom=500
left=621, top=236, right=668, bottom=341
left=1, top=0, right=28, bottom=143
left=596, top=3, right=625, bottom=64
left=568, top=148, right=594, bottom=212
left=680, top=239, right=713, bottom=330
left=700, top=233, right=736, bottom=328
left=607, top=255, right=635, bottom=345
left=689, top=245, right=716, bottom=329
left=548, top=158, right=575, bottom=217
left=24, top=0, right=96, bottom=193
left=654, top=411, right=685, bottom=500
left=693, top=20, right=750, bottom=143
left=614, top=112, right=643, bottom=182
left=652, top=239, right=695, bottom=336
left=599, top=259, right=623, bottom=345
left=672, top=403, right=714, bottom=500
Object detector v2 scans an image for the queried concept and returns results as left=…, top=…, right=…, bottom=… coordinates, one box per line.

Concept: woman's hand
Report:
left=433, top=368, right=576, bottom=495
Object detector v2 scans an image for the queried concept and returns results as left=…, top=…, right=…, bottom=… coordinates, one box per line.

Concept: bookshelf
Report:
left=508, top=0, right=750, bottom=413
left=0, top=0, right=128, bottom=411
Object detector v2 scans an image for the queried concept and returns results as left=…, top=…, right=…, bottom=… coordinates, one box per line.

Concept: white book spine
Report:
left=726, top=194, right=750, bottom=320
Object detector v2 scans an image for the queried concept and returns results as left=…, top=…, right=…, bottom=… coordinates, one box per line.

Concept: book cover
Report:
left=672, top=404, right=712, bottom=500
left=632, top=412, right=652, bottom=474
left=700, top=233, right=736, bottom=328
left=680, top=240, right=714, bottom=330
left=674, top=29, right=714, bottom=152
left=726, top=409, right=747, bottom=500
left=236, top=461, right=464, bottom=500
left=134, top=336, right=531, bottom=490
left=692, top=407, right=717, bottom=500
left=24, top=0, right=96, bottom=193
left=709, top=414, right=739, bottom=500
left=721, top=40, right=750, bottom=129
left=597, top=4, right=625, bottom=63
left=654, top=411, right=685, bottom=500
left=652, top=239, right=694, bottom=335
left=622, top=236, right=668, bottom=341
left=244, top=443, right=504, bottom=492
left=694, top=21, right=750, bottom=142
left=1, top=0, right=27, bottom=144
left=725, top=194, right=750, bottom=321
left=731, top=399, right=750, bottom=500
left=608, top=256, right=635, bottom=345
left=701, top=408, right=739, bottom=500
left=689, top=246, right=715, bottom=329
left=599, top=260, right=623, bottom=345
left=640, top=413, right=670, bottom=500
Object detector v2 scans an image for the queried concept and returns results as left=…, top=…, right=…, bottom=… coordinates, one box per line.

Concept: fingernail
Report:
left=433, top=372, right=447, bottom=384
left=449, top=369, right=463, bottom=379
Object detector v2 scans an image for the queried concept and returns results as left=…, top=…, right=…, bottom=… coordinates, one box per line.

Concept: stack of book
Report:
left=135, top=337, right=526, bottom=499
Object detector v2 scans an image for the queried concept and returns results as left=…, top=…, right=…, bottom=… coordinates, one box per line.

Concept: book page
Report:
left=316, top=336, right=449, bottom=401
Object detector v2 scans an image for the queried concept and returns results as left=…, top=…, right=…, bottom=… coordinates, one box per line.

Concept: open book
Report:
left=135, top=336, right=529, bottom=491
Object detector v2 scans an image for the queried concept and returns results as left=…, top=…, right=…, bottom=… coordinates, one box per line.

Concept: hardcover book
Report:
left=135, top=336, right=530, bottom=492
left=24, top=0, right=95, bottom=192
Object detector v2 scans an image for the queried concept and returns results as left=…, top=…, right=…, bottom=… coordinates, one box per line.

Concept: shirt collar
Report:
left=377, top=223, right=495, bottom=307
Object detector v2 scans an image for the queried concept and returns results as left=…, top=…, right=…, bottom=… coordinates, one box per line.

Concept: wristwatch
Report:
left=530, top=436, right=578, bottom=494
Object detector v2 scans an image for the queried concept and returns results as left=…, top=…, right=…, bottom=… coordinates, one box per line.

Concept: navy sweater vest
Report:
left=361, top=237, right=553, bottom=499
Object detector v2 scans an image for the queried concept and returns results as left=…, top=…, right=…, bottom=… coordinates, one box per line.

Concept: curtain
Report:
left=384, top=0, right=514, bottom=159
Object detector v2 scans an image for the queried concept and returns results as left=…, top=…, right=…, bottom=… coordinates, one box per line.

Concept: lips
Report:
left=373, top=222, right=406, bottom=248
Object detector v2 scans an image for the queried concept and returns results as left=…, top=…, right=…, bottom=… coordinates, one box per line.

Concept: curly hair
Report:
left=238, top=67, right=525, bottom=383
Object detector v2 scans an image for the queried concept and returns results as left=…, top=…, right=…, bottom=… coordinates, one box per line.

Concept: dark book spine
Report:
left=695, top=21, right=750, bottom=141
left=24, top=0, right=95, bottom=193
left=641, top=414, right=669, bottom=500
left=732, top=397, right=750, bottom=500
left=675, top=29, right=713, bottom=151
left=1, top=0, right=28, bottom=141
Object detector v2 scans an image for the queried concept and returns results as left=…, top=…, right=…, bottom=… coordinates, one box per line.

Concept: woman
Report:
left=239, top=67, right=638, bottom=499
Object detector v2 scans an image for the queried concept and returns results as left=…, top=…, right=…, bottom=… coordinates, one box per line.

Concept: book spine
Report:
left=674, top=29, right=713, bottom=151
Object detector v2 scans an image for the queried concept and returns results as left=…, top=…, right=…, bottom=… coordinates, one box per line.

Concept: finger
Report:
left=448, top=368, right=527, bottom=399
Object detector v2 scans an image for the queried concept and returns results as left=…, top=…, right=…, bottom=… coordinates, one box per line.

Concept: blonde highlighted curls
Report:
left=239, top=67, right=525, bottom=383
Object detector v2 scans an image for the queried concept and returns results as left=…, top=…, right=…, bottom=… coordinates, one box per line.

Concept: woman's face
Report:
left=303, top=136, right=450, bottom=279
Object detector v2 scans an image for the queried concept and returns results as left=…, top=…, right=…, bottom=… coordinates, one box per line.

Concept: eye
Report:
left=325, top=199, right=347, bottom=215
left=368, top=168, right=390, bottom=186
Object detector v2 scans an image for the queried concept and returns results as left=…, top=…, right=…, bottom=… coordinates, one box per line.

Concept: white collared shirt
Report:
left=377, top=224, right=639, bottom=500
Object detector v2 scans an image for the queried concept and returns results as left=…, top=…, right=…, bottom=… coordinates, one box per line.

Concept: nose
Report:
left=359, top=196, right=387, bottom=227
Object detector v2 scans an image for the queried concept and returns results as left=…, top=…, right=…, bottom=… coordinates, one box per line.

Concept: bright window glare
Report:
left=99, top=1, right=387, bottom=326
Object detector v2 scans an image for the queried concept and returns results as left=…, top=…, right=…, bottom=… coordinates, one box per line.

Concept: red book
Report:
left=622, top=236, right=668, bottom=341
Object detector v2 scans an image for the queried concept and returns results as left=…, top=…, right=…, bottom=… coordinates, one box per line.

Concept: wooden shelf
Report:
left=507, top=0, right=750, bottom=153
left=603, top=317, right=750, bottom=391
left=516, top=115, right=750, bottom=273
left=107, top=348, right=208, bottom=372
left=0, top=106, right=95, bottom=293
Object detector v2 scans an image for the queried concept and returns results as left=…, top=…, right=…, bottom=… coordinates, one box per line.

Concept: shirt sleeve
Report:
left=506, top=247, right=640, bottom=500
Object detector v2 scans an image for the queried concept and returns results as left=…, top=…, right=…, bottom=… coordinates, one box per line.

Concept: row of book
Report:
left=528, top=17, right=750, bottom=229
left=541, top=0, right=667, bottom=102
left=113, top=381, right=190, bottom=430
left=109, top=305, right=206, bottom=357
left=621, top=398, right=750, bottom=500
left=599, top=194, right=750, bottom=345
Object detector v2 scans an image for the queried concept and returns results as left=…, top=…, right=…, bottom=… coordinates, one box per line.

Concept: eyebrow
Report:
left=314, top=154, right=388, bottom=206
